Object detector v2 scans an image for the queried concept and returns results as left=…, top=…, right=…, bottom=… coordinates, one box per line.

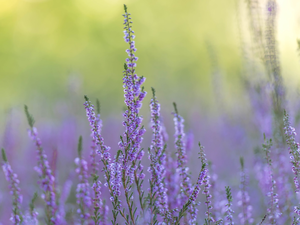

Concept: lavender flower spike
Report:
left=24, top=105, right=58, bottom=224
left=117, top=4, right=147, bottom=223
left=173, top=103, right=197, bottom=223
left=83, top=96, right=111, bottom=163
left=283, top=111, right=300, bottom=219
left=1, top=148, right=23, bottom=225
left=90, top=99, right=101, bottom=178
left=262, top=135, right=281, bottom=223
left=109, top=151, right=122, bottom=208
left=120, top=4, right=147, bottom=170
left=172, top=103, right=191, bottom=200
left=91, top=178, right=102, bottom=225
left=189, top=163, right=207, bottom=203
left=148, top=87, right=169, bottom=221
left=75, top=136, right=92, bottom=224
left=175, top=147, right=208, bottom=225
left=283, top=111, right=300, bottom=193
left=84, top=97, right=126, bottom=225
left=198, top=143, right=215, bottom=224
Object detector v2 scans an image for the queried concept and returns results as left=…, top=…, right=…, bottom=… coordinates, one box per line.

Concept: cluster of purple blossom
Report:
left=3, top=2, right=300, bottom=225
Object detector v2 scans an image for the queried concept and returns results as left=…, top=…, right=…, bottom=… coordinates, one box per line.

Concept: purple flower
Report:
left=24, top=105, right=58, bottom=223
left=172, top=103, right=191, bottom=202
left=283, top=111, right=300, bottom=192
left=110, top=154, right=122, bottom=200
left=119, top=4, right=147, bottom=222
left=262, top=136, right=281, bottom=223
left=91, top=180, right=103, bottom=225
left=189, top=166, right=207, bottom=203
left=83, top=96, right=118, bottom=222
left=2, top=148, right=23, bottom=225
left=90, top=108, right=102, bottom=178
left=173, top=103, right=202, bottom=224
left=83, top=98, right=111, bottom=163
left=75, top=137, right=92, bottom=223
left=198, top=143, right=215, bottom=223
left=148, top=88, right=169, bottom=220
left=283, top=111, right=300, bottom=221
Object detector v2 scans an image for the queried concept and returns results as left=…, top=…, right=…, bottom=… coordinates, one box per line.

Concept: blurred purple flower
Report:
left=2, top=148, right=23, bottom=224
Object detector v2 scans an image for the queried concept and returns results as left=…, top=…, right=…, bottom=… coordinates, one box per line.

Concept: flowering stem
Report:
left=83, top=97, right=129, bottom=224
left=148, top=87, right=169, bottom=222
left=2, top=148, right=23, bottom=225
left=133, top=161, right=145, bottom=212
left=91, top=176, right=102, bottom=225
left=90, top=99, right=101, bottom=178
left=283, top=110, right=300, bottom=220
left=283, top=111, right=300, bottom=192
left=119, top=4, right=147, bottom=224
left=24, top=105, right=58, bottom=224
left=173, top=103, right=191, bottom=200
left=75, top=136, right=91, bottom=224
left=198, top=143, right=214, bottom=224
left=262, top=134, right=281, bottom=224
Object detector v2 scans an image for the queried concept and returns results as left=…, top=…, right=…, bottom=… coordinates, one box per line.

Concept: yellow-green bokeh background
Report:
left=1, top=0, right=300, bottom=117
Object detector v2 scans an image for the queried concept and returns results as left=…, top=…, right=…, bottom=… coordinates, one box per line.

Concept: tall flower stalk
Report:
left=87, top=99, right=103, bottom=225
left=174, top=144, right=208, bottom=225
left=198, top=143, right=215, bottom=224
left=262, top=135, right=281, bottom=224
left=1, top=148, right=23, bottom=225
left=283, top=111, right=300, bottom=220
left=117, top=4, right=147, bottom=224
left=172, top=103, right=191, bottom=204
left=75, top=136, right=91, bottom=224
left=147, top=87, right=169, bottom=223
left=90, top=99, right=101, bottom=178
left=24, top=105, right=58, bottom=224
left=283, top=111, right=300, bottom=192
left=83, top=96, right=125, bottom=224
left=91, top=178, right=102, bottom=225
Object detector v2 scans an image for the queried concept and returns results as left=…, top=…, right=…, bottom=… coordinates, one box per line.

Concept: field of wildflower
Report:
left=2, top=0, right=300, bottom=224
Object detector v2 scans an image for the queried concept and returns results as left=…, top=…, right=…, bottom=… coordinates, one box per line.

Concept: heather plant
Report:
left=1, top=148, right=23, bottom=224
left=75, top=136, right=92, bottom=223
left=2, top=1, right=300, bottom=225
left=263, top=135, right=281, bottom=223
left=147, top=87, right=169, bottom=222
left=24, top=105, right=58, bottom=224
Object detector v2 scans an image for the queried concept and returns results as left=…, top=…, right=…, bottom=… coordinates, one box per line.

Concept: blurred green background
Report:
left=1, top=0, right=300, bottom=118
